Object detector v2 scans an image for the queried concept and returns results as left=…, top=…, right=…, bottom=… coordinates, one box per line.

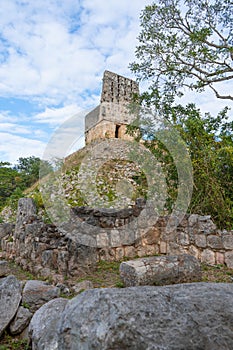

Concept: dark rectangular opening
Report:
left=115, top=125, right=120, bottom=138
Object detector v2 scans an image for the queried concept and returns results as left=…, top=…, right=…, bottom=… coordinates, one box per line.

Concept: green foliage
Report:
left=14, top=156, right=52, bottom=188
left=0, top=332, right=30, bottom=350
left=21, top=301, right=30, bottom=309
left=0, top=162, right=21, bottom=211
left=136, top=104, right=233, bottom=228
left=6, top=187, right=24, bottom=211
left=130, top=0, right=233, bottom=103
left=0, top=156, right=52, bottom=219
left=129, top=0, right=233, bottom=228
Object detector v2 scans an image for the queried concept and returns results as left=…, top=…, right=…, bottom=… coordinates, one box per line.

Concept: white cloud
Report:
left=0, top=0, right=149, bottom=107
left=33, top=104, right=84, bottom=125
left=0, top=133, right=46, bottom=164
left=0, top=123, right=31, bottom=135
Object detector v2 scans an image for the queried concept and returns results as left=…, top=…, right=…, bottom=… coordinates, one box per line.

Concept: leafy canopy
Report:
left=130, top=0, right=233, bottom=102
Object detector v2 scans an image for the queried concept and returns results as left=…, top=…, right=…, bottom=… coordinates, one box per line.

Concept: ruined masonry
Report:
left=85, top=70, right=139, bottom=144
left=0, top=198, right=233, bottom=283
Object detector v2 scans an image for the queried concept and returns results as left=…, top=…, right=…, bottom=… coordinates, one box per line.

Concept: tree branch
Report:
left=209, top=85, right=233, bottom=100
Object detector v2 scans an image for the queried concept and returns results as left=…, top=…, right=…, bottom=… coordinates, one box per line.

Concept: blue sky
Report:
left=0, top=0, right=232, bottom=164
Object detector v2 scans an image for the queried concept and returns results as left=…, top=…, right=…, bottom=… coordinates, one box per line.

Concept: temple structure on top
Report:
left=85, top=70, right=139, bottom=144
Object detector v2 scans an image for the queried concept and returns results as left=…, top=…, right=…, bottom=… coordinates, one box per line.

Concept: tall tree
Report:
left=14, top=156, right=52, bottom=187
left=130, top=0, right=233, bottom=103
left=129, top=0, right=233, bottom=228
left=0, top=162, right=21, bottom=210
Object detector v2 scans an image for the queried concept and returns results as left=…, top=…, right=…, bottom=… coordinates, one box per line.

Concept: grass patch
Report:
left=201, top=263, right=233, bottom=283
left=0, top=333, right=30, bottom=350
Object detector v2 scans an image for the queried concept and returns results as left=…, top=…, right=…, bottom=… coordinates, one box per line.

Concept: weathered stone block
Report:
left=96, top=232, right=110, bottom=247
left=115, top=247, right=124, bottom=261
left=0, top=223, right=15, bottom=240
left=110, top=230, right=121, bottom=247
left=71, top=280, right=93, bottom=294
left=0, top=276, right=22, bottom=337
left=167, top=242, right=187, bottom=255
left=159, top=241, right=167, bottom=254
left=222, top=235, right=233, bottom=250
left=207, top=235, right=223, bottom=249
left=225, top=252, right=233, bottom=268
left=215, top=252, right=225, bottom=265
left=0, top=260, right=10, bottom=277
left=176, top=232, right=190, bottom=246
left=136, top=246, right=148, bottom=258
left=124, top=246, right=136, bottom=258
left=198, top=216, right=216, bottom=233
left=9, top=306, right=32, bottom=335
left=145, top=244, right=159, bottom=256
left=195, top=234, right=207, bottom=248
left=22, top=280, right=60, bottom=313
left=57, top=250, right=69, bottom=274
left=188, top=214, right=199, bottom=226
left=120, top=254, right=201, bottom=287
left=188, top=245, right=200, bottom=260
left=142, top=227, right=160, bottom=245
left=15, top=198, right=37, bottom=238
left=200, top=249, right=215, bottom=265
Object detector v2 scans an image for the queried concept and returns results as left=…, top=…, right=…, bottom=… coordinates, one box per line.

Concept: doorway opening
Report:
left=115, top=125, right=121, bottom=138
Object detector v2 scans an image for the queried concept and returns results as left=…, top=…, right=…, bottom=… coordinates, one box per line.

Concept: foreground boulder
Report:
left=0, top=275, right=22, bottom=337
left=29, top=298, right=68, bottom=350
left=120, top=254, right=201, bottom=286
left=9, top=306, right=33, bottom=335
left=22, top=280, right=60, bottom=312
left=30, top=283, right=233, bottom=349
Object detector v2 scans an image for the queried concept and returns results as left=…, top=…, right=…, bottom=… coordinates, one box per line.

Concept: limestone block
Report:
left=22, top=280, right=60, bottom=313
left=215, top=252, right=225, bottom=265
left=136, top=246, right=148, bottom=258
left=71, top=280, right=94, bottom=294
left=0, top=223, right=15, bottom=240
left=195, top=234, right=207, bottom=248
left=124, top=246, right=136, bottom=258
left=142, top=227, right=160, bottom=245
left=145, top=244, right=159, bottom=256
left=15, top=198, right=37, bottom=238
left=120, top=254, right=201, bottom=287
left=200, top=249, right=215, bottom=265
left=0, top=276, right=22, bottom=337
left=115, top=247, right=124, bottom=261
left=176, top=232, right=190, bottom=246
left=159, top=241, right=167, bottom=254
left=222, top=234, right=233, bottom=250
left=0, top=260, right=10, bottom=277
left=188, top=245, right=200, bottom=260
left=207, top=235, right=223, bottom=249
left=225, top=252, right=233, bottom=268
left=167, top=242, right=187, bottom=255
left=188, top=214, right=199, bottom=226
left=9, top=306, right=32, bottom=335
left=57, top=250, right=69, bottom=274
left=198, top=216, right=216, bottom=233
left=110, top=230, right=121, bottom=247
left=96, top=232, right=110, bottom=248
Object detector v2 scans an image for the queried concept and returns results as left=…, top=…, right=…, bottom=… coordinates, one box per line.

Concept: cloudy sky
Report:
left=0, top=0, right=232, bottom=164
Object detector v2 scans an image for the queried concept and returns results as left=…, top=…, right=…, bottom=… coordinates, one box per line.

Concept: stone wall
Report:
left=0, top=198, right=232, bottom=283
